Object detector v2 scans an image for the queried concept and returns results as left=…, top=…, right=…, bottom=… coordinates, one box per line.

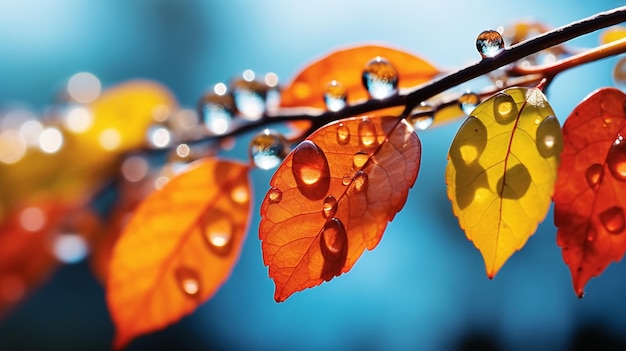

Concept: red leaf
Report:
left=106, top=158, right=252, bottom=349
left=260, top=116, right=421, bottom=302
left=554, top=88, right=626, bottom=297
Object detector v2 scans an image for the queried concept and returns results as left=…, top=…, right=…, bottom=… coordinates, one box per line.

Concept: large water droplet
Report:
left=607, top=134, right=626, bottom=182
left=353, top=171, right=369, bottom=193
left=459, top=92, right=481, bottom=115
left=358, top=118, right=377, bottom=148
left=174, top=266, right=201, bottom=297
left=476, top=29, right=505, bottom=58
left=493, top=92, right=518, bottom=125
left=321, top=218, right=347, bottom=256
left=362, top=56, right=398, bottom=99
left=535, top=115, right=562, bottom=158
left=323, top=195, right=338, bottom=219
left=407, top=102, right=435, bottom=131
left=249, top=129, right=287, bottom=170
left=291, top=140, right=331, bottom=200
left=352, top=151, right=368, bottom=169
left=198, top=93, right=234, bottom=135
left=336, top=123, right=350, bottom=145
left=585, top=163, right=604, bottom=189
left=324, top=80, right=347, bottom=112
left=231, top=72, right=267, bottom=121
left=267, top=187, right=282, bottom=203
left=201, top=210, right=234, bottom=256
left=599, top=206, right=626, bottom=234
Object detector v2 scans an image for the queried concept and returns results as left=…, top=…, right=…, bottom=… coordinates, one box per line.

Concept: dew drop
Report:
left=607, top=134, right=626, bottom=182
left=267, top=187, right=282, bottom=203
left=493, top=92, right=518, bottom=124
left=249, top=129, right=287, bottom=170
left=599, top=206, right=626, bottom=234
left=352, top=151, right=368, bottom=169
left=586, top=227, right=598, bottom=242
left=535, top=115, right=562, bottom=158
left=353, top=171, right=369, bottom=193
left=321, top=217, right=347, bottom=256
left=324, top=80, right=347, bottom=112
left=358, top=118, right=377, bottom=148
left=407, top=102, right=435, bottom=131
left=231, top=73, right=268, bottom=121
left=476, top=29, right=505, bottom=58
left=201, top=210, right=234, bottom=256
left=174, top=266, right=201, bottom=297
left=336, top=123, right=350, bottom=145
left=322, top=195, right=338, bottom=219
left=362, top=56, right=398, bottom=99
left=458, top=91, right=481, bottom=115
left=198, top=92, right=234, bottom=135
left=585, top=163, right=603, bottom=189
left=291, top=140, right=331, bottom=200
left=342, top=174, right=352, bottom=186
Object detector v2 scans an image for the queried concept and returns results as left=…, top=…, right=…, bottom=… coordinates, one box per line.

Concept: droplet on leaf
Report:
left=362, top=56, right=398, bottom=99
left=353, top=171, right=369, bottom=193
left=321, top=218, right=347, bottom=257
left=291, top=140, right=331, bottom=200
left=324, top=80, right=347, bottom=112
left=249, top=129, right=287, bottom=170
left=493, top=92, right=518, bottom=124
left=322, top=195, right=338, bottom=219
left=599, top=206, right=626, bottom=234
left=267, top=187, right=282, bottom=204
left=342, top=174, right=352, bottom=186
left=199, top=92, right=234, bottom=135
left=476, top=29, right=505, bottom=58
left=585, top=163, right=604, bottom=189
left=174, top=266, right=201, bottom=297
left=535, top=115, right=562, bottom=158
left=607, top=134, right=626, bottom=181
left=352, top=151, right=369, bottom=169
left=358, top=118, right=377, bottom=148
left=336, top=123, right=350, bottom=145
left=407, top=102, right=435, bottom=131
left=459, top=91, right=481, bottom=115
left=201, top=210, right=234, bottom=256
left=586, top=227, right=598, bottom=242
left=231, top=71, right=267, bottom=121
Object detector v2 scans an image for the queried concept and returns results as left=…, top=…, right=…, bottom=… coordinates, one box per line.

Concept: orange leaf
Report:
left=106, top=158, right=252, bottom=349
left=554, top=88, right=626, bottom=297
left=260, top=115, right=421, bottom=302
left=280, top=44, right=440, bottom=109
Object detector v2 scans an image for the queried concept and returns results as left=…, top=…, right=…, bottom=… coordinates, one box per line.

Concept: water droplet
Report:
left=407, top=102, right=435, bottom=131
left=267, top=187, right=282, bottom=203
left=231, top=73, right=267, bottom=121
left=358, top=118, right=377, bottom=148
left=599, top=206, right=626, bottom=234
left=587, top=227, right=598, bottom=242
left=198, top=93, right=234, bottom=135
left=535, top=115, right=562, bottom=158
left=613, top=56, right=626, bottom=91
left=321, top=218, right=347, bottom=256
left=174, top=266, right=201, bottom=297
left=146, top=124, right=171, bottom=148
left=249, top=129, right=287, bottom=170
left=336, top=123, right=350, bottom=145
left=53, top=233, right=89, bottom=264
left=322, top=195, right=338, bottom=218
left=201, top=210, right=234, bottom=256
left=607, top=134, right=626, bottom=182
left=493, top=93, right=518, bottom=124
left=362, top=56, right=398, bottom=99
left=352, top=151, right=368, bottom=169
left=458, top=92, right=481, bottom=115
left=353, top=171, right=368, bottom=193
left=324, top=80, right=347, bottom=112
left=291, top=140, right=331, bottom=200
left=585, top=163, right=603, bottom=189
left=231, top=185, right=249, bottom=204
left=342, top=174, right=352, bottom=186
left=476, top=29, right=505, bottom=58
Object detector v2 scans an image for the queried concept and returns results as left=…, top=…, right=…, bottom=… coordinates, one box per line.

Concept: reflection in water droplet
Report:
left=408, top=102, right=435, bottom=131
left=535, top=115, right=562, bottom=158
left=336, top=123, right=350, bottom=145
left=493, top=93, right=518, bottom=124
left=353, top=171, right=368, bottom=193
left=459, top=92, right=481, bottom=115
left=599, top=206, right=626, bottom=234
left=613, top=56, right=626, bottom=91
left=231, top=73, right=268, bottom=121
left=585, top=163, right=603, bottom=189
left=199, top=93, right=234, bottom=135
left=476, top=29, right=505, bottom=58
left=358, top=118, right=377, bottom=147
left=201, top=210, right=234, bottom=256
left=352, top=151, right=368, bottom=169
left=323, top=195, right=338, bottom=218
left=342, top=174, right=352, bottom=186
left=324, top=80, right=347, bottom=112
left=607, top=134, right=626, bottom=182
left=268, top=187, right=282, bottom=203
left=174, top=266, right=201, bottom=297
left=321, top=218, right=347, bottom=255
left=249, top=129, right=287, bottom=170
left=362, top=56, right=398, bottom=99
left=292, top=140, right=331, bottom=200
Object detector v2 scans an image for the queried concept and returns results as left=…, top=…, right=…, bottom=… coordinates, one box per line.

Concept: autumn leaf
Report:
left=259, top=115, right=421, bottom=302
left=554, top=88, right=626, bottom=297
left=446, top=87, right=563, bottom=278
left=106, top=158, right=251, bottom=349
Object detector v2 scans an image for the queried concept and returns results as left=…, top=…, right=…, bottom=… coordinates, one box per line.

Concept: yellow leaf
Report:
left=445, top=87, right=563, bottom=277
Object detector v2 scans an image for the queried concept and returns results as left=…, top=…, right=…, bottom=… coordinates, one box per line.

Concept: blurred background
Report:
left=0, top=1, right=625, bottom=350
